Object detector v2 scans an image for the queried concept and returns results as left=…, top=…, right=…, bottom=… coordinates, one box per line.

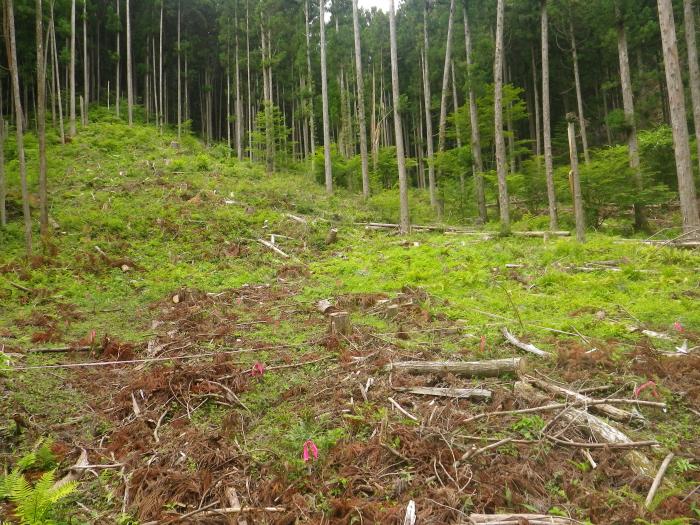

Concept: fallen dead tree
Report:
left=525, top=376, right=642, bottom=423
left=392, top=385, right=492, bottom=401
left=386, top=357, right=525, bottom=377
left=466, top=513, right=582, bottom=524
left=515, top=382, right=656, bottom=477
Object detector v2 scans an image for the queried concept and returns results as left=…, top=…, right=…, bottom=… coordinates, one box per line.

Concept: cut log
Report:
left=393, top=386, right=492, bottom=401
left=329, top=311, right=351, bottom=336
left=316, top=299, right=336, bottom=315
left=325, top=227, right=338, bottom=244
left=285, top=213, right=307, bottom=224
left=502, top=327, right=551, bottom=357
left=514, top=382, right=655, bottom=478
left=527, top=376, right=642, bottom=423
left=466, top=513, right=579, bottom=524
left=386, top=357, right=525, bottom=377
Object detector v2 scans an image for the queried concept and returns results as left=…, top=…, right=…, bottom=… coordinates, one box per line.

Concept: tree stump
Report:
left=330, top=311, right=351, bottom=336
left=325, top=228, right=338, bottom=245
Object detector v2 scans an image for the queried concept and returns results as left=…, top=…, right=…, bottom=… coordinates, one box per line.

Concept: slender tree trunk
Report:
left=464, top=4, right=486, bottom=223
left=494, top=0, right=509, bottom=233
left=567, top=118, right=586, bottom=242
left=116, top=0, right=120, bottom=118
left=0, top=120, right=5, bottom=228
left=437, top=0, right=455, bottom=158
left=246, top=0, right=252, bottom=159
left=569, top=20, right=588, bottom=163
left=390, top=0, right=410, bottom=234
left=159, top=0, right=164, bottom=132
left=69, top=0, right=76, bottom=136
left=5, top=0, right=32, bottom=255
left=320, top=0, right=333, bottom=193
left=50, top=8, right=65, bottom=143
left=235, top=9, right=243, bottom=159
left=126, top=0, right=133, bottom=125
left=304, top=0, right=316, bottom=157
left=531, top=46, right=541, bottom=156
left=657, top=0, right=700, bottom=237
left=83, top=0, right=88, bottom=125
left=451, top=61, right=465, bottom=199
left=177, top=0, right=181, bottom=137
left=227, top=33, right=232, bottom=153
left=422, top=4, right=437, bottom=209
left=541, top=0, right=558, bottom=230
left=37, top=0, right=48, bottom=236
left=616, top=7, right=647, bottom=230
left=683, top=0, right=700, bottom=178
left=352, top=0, right=370, bottom=198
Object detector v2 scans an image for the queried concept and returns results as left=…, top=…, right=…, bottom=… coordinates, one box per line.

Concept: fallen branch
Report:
left=199, top=506, right=286, bottom=517
left=501, top=328, right=551, bottom=357
left=645, top=452, right=675, bottom=508
left=527, top=376, right=642, bottom=423
left=386, top=357, right=525, bottom=378
left=257, top=238, right=289, bottom=258
left=461, top=438, right=513, bottom=461
left=53, top=449, right=89, bottom=490
left=388, top=397, right=419, bottom=421
left=393, top=386, right=492, bottom=401
left=514, top=382, right=655, bottom=477
left=8, top=281, right=32, bottom=293
left=26, top=345, right=91, bottom=354
left=467, top=513, right=581, bottom=524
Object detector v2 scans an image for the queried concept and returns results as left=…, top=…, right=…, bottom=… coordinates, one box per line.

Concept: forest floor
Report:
left=1, top=116, right=699, bottom=524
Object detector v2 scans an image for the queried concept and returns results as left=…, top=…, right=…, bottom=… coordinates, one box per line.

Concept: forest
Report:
left=0, top=0, right=699, bottom=523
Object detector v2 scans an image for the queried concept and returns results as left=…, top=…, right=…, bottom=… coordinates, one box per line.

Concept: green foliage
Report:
left=509, top=415, right=545, bottom=440
left=1, top=469, right=76, bottom=525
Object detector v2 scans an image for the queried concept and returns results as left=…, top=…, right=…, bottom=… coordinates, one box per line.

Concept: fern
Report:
left=0, top=468, right=76, bottom=525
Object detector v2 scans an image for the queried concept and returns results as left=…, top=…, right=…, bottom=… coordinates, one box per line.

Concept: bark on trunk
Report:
left=570, top=20, right=589, bottom=164
left=541, top=0, right=558, bottom=230
left=116, top=0, right=120, bottom=118
left=657, top=0, right=700, bottom=238
left=422, top=3, right=437, bottom=210
left=304, top=0, right=316, bottom=157
left=320, top=0, right=333, bottom=193
left=389, top=0, right=410, bottom=234
left=69, top=0, right=76, bottom=136
left=494, top=0, right=510, bottom=233
left=5, top=0, right=33, bottom=255
left=352, top=0, right=370, bottom=198
left=83, top=0, right=88, bottom=125
left=437, top=0, right=456, bottom=157
left=567, top=118, right=586, bottom=242
left=683, top=0, right=700, bottom=181
left=616, top=7, right=648, bottom=231
left=50, top=8, right=65, bottom=143
left=176, top=0, right=180, bottom=137
left=36, top=0, right=48, bottom=236
left=126, top=0, right=133, bottom=125
left=464, top=4, right=487, bottom=223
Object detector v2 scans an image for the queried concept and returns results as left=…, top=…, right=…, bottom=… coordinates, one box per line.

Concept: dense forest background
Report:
left=2, top=0, right=700, bottom=245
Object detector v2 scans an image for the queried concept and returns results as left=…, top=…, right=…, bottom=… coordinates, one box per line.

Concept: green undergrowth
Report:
left=1, top=113, right=699, bottom=523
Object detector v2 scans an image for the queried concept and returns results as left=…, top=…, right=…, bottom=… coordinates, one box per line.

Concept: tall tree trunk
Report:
left=531, top=46, right=541, bottom=157
left=464, top=4, right=487, bottom=223
left=50, top=7, right=65, bottom=143
left=116, top=0, right=121, bottom=117
left=494, top=0, right=510, bottom=233
left=5, top=0, right=32, bottom=255
left=352, top=0, right=370, bottom=198
left=235, top=8, right=243, bottom=159
left=159, top=0, right=164, bottom=132
left=177, top=0, right=181, bottom=137
left=37, top=0, right=48, bottom=237
left=83, top=0, right=88, bottom=125
left=227, top=33, right=232, bottom=153
left=683, top=0, right=700, bottom=178
left=657, top=0, right=700, bottom=237
left=246, top=0, right=252, bottom=159
left=569, top=19, right=588, bottom=163
left=422, top=2, right=437, bottom=209
left=126, top=0, right=133, bottom=125
left=451, top=60, right=465, bottom=200
left=389, top=0, right=410, bottom=234
left=304, top=0, right=316, bottom=157
left=567, top=117, right=586, bottom=242
left=437, top=0, right=455, bottom=160
left=320, top=0, right=333, bottom=193
left=616, top=6, right=647, bottom=230
left=70, top=0, right=76, bottom=136
left=0, top=120, right=5, bottom=228
left=541, top=0, right=558, bottom=230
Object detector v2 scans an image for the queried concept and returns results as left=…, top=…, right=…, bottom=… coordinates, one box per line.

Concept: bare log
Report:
left=316, top=299, right=336, bottom=315
left=527, top=376, right=641, bottom=423
left=386, top=357, right=525, bottom=377
left=467, top=514, right=580, bottom=524
left=502, top=328, right=551, bottom=357
left=514, top=382, right=655, bottom=478
left=393, top=386, right=492, bottom=401
left=645, top=452, right=675, bottom=508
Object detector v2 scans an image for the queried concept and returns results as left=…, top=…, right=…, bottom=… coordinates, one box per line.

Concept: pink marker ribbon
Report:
left=250, top=362, right=265, bottom=376
left=302, top=439, right=319, bottom=462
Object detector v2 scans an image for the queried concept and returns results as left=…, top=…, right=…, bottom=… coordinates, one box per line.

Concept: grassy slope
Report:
left=1, top=115, right=699, bottom=523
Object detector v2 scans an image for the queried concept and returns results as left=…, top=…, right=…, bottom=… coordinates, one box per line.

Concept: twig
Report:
left=501, top=327, right=551, bottom=357
left=645, top=452, right=675, bottom=508
left=257, top=238, right=290, bottom=258
left=461, top=438, right=512, bottom=461
left=388, top=397, right=419, bottom=421
left=203, top=380, right=250, bottom=411
left=8, top=281, right=32, bottom=293
left=545, top=435, right=659, bottom=449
